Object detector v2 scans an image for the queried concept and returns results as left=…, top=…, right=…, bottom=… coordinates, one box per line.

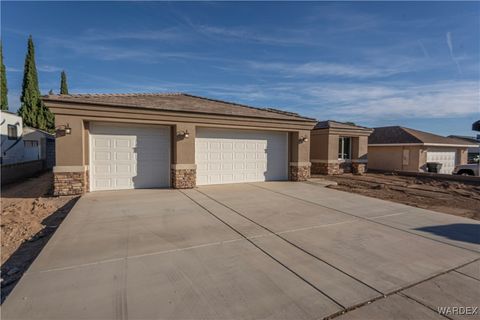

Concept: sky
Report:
left=1, top=1, right=479, bottom=136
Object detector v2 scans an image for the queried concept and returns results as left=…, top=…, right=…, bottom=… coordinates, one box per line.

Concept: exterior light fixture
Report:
left=299, top=136, right=309, bottom=143
left=177, top=130, right=190, bottom=139
left=64, top=124, right=72, bottom=135
left=55, top=124, right=72, bottom=136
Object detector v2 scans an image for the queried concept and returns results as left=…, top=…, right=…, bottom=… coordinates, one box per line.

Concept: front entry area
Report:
left=195, top=128, right=288, bottom=185
left=89, top=122, right=171, bottom=191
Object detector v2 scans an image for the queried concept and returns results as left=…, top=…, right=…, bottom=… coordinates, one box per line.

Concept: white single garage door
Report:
left=196, top=128, right=288, bottom=185
left=90, top=122, right=170, bottom=191
left=426, top=148, right=456, bottom=174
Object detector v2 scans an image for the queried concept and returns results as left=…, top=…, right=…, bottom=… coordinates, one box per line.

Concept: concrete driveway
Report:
left=3, top=182, right=479, bottom=319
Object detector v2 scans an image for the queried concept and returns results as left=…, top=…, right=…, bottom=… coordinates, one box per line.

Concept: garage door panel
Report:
left=90, top=123, right=170, bottom=191
left=196, top=128, right=287, bottom=185
left=426, top=148, right=456, bottom=174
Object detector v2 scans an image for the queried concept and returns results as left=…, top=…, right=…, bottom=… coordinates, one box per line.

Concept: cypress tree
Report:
left=18, top=35, right=54, bottom=131
left=60, top=70, right=68, bottom=94
left=0, top=41, right=8, bottom=110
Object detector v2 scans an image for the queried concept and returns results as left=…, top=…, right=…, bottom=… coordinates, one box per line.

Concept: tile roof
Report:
left=369, top=126, right=477, bottom=146
left=314, top=120, right=372, bottom=131
left=42, top=93, right=316, bottom=122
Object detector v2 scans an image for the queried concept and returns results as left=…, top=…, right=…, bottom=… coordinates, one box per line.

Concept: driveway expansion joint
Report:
left=191, top=188, right=385, bottom=296
left=179, top=189, right=348, bottom=311
left=250, top=183, right=480, bottom=254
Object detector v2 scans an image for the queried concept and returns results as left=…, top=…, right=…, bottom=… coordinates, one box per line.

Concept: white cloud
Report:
left=446, top=31, right=462, bottom=74
left=196, top=25, right=320, bottom=47
left=297, top=81, right=480, bottom=121
left=247, top=61, right=416, bottom=79
left=37, top=65, right=62, bottom=72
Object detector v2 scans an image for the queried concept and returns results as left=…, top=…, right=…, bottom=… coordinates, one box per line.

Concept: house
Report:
left=1, top=110, right=56, bottom=185
left=368, top=126, right=477, bottom=174
left=1, top=111, right=24, bottom=165
left=42, top=93, right=317, bottom=196
left=310, top=121, right=373, bottom=175
left=447, top=135, right=480, bottom=163
left=1, top=111, right=55, bottom=166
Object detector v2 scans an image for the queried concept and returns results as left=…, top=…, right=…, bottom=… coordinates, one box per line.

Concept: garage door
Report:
left=90, top=122, right=170, bottom=191
left=196, top=128, right=288, bottom=185
left=426, top=149, right=456, bottom=174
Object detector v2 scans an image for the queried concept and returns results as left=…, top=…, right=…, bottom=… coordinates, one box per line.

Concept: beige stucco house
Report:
left=310, top=121, right=373, bottom=175
left=368, top=126, right=476, bottom=174
left=43, top=93, right=316, bottom=196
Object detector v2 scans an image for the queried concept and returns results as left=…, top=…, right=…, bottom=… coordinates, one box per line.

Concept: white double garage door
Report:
left=90, top=123, right=288, bottom=191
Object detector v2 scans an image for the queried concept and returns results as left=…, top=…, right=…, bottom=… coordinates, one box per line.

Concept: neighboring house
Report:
left=1, top=110, right=56, bottom=185
left=1, top=111, right=24, bottom=165
left=42, top=93, right=316, bottom=196
left=310, top=121, right=373, bottom=175
left=1, top=111, right=55, bottom=166
left=368, top=126, right=476, bottom=174
left=447, top=135, right=480, bottom=163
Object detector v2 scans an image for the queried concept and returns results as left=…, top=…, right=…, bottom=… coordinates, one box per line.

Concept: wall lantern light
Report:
left=56, top=124, right=72, bottom=136
left=177, top=130, right=190, bottom=139
left=299, top=136, right=309, bottom=143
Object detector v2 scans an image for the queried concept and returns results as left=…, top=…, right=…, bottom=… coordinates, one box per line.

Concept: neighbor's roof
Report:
left=42, top=93, right=316, bottom=122
left=314, top=120, right=372, bottom=131
left=447, top=135, right=480, bottom=144
left=369, top=126, right=478, bottom=147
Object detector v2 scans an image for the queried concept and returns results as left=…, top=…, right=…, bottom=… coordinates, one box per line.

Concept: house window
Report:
left=338, top=137, right=351, bottom=160
left=7, top=125, right=18, bottom=140
left=24, top=140, right=38, bottom=148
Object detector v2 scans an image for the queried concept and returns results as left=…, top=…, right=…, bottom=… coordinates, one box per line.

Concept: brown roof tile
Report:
left=314, top=120, right=372, bottom=131
left=42, top=93, right=315, bottom=122
left=369, top=126, right=477, bottom=146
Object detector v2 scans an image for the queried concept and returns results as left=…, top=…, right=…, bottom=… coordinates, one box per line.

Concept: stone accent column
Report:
left=53, top=166, right=88, bottom=196
left=289, top=130, right=311, bottom=181
left=289, top=162, right=311, bottom=181
left=311, top=161, right=341, bottom=175
left=171, top=164, right=196, bottom=189
left=172, top=123, right=196, bottom=189
left=351, top=161, right=367, bottom=175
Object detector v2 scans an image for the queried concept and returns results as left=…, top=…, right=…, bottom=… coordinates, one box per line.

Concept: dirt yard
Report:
left=1, top=172, right=78, bottom=301
left=320, top=173, right=480, bottom=220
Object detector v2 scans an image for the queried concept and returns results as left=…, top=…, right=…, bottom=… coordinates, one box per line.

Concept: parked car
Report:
left=452, top=163, right=479, bottom=176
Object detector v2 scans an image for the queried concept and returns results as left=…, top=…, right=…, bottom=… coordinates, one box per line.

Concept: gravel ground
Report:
left=1, top=172, right=77, bottom=302
left=320, top=173, right=480, bottom=220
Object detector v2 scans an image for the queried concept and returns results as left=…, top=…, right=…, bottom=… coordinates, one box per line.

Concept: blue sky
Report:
left=2, top=1, right=479, bottom=136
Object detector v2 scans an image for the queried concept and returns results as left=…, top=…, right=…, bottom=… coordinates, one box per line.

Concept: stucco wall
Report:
left=369, top=145, right=468, bottom=172
left=51, top=105, right=315, bottom=193
left=368, top=146, right=404, bottom=171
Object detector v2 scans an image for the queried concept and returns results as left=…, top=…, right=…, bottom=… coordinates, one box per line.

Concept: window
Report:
left=338, top=137, right=351, bottom=160
left=7, top=125, right=18, bottom=140
left=24, top=140, right=38, bottom=148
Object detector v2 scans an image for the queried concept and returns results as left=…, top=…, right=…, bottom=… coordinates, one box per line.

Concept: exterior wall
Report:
left=289, top=130, right=311, bottom=181
left=370, top=145, right=470, bottom=173
left=53, top=115, right=87, bottom=196
left=368, top=146, right=404, bottom=171
left=50, top=107, right=315, bottom=194
left=457, top=148, right=468, bottom=165
left=0, top=111, right=24, bottom=165
left=310, top=128, right=371, bottom=175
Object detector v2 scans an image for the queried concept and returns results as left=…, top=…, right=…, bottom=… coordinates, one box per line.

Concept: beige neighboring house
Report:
left=42, top=93, right=316, bottom=196
left=368, top=126, right=476, bottom=174
left=310, top=121, right=373, bottom=175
